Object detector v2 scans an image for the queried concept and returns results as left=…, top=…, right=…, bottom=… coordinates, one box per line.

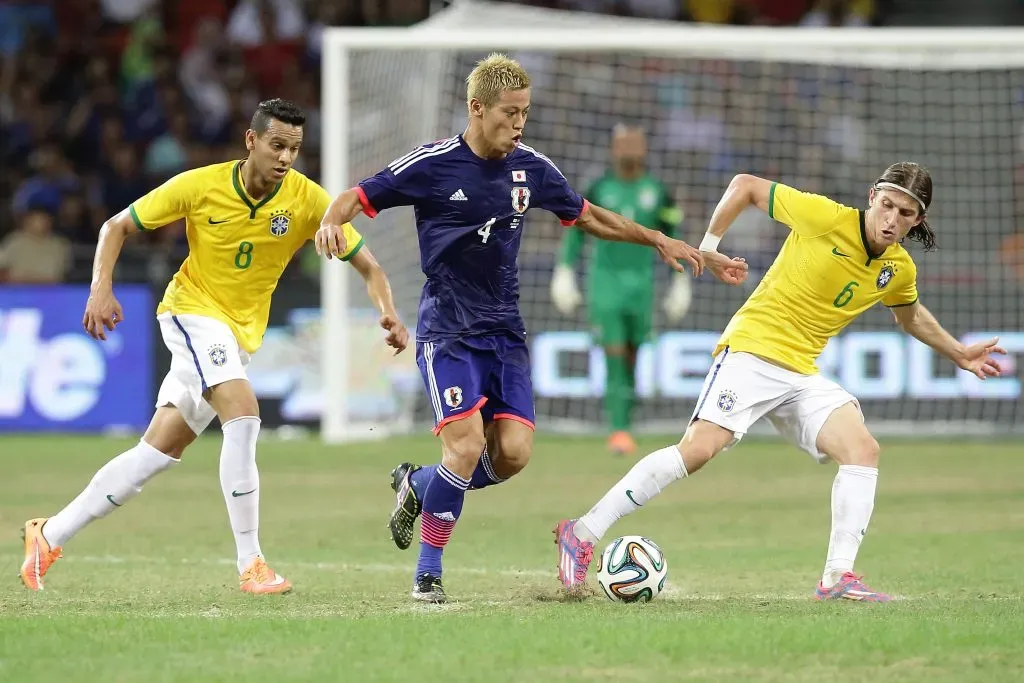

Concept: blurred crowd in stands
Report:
left=1, top=0, right=1022, bottom=285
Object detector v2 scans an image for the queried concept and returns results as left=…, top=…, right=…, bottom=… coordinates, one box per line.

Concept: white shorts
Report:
left=155, top=312, right=250, bottom=435
left=690, top=348, right=861, bottom=463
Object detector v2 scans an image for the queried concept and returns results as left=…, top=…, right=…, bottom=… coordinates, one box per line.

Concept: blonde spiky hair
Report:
left=466, top=53, right=531, bottom=108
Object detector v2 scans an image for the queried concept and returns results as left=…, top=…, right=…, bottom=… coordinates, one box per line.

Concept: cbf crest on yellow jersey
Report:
left=715, top=183, right=918, bottom=375
left=129, top=161, right=364, bottom=352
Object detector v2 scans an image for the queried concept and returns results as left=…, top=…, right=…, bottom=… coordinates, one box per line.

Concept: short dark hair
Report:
left=251, top=99, right=306, bottom=135
left=874, top=161, right=936, bottom=251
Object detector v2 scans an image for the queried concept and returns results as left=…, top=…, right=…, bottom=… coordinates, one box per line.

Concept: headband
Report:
left=875, top=182, right=926, bottom=213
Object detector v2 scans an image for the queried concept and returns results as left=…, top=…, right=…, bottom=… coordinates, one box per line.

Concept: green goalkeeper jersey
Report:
left=559, top=172, right=682, bottom=306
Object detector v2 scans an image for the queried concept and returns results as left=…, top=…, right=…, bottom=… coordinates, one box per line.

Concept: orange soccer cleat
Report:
left=239, top=557, right=292, bottom=595
left=20, top=518, right=62, bottom=591
left=607, top=431, right=637, bottom=455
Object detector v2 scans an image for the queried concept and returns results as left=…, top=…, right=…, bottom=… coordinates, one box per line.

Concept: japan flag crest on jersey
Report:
left=444, top=386, right=463, bottom=409
left=511, top=186, right=530, bottom=213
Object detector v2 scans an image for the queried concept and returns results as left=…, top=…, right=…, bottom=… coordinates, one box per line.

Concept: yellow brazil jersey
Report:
left=715, top=183, right=919, bottom=375
left=129, top=160, right=363, bottom=353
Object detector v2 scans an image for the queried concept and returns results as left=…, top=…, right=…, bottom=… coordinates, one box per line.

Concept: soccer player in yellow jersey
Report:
left=19, top=99, right=410, bottom=594
left=555, top=162, right=1006, bottom=601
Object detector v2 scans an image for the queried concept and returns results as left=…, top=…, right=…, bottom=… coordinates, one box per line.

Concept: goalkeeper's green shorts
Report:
left=588, top=302, right=652, bottom=348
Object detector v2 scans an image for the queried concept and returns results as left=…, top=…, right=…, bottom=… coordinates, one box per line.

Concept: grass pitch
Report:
left=1, top=434, right=1022, bottom=682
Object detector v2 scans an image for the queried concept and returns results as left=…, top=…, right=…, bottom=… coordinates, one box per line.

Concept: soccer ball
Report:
left=595, top=535, right=668, bottom=603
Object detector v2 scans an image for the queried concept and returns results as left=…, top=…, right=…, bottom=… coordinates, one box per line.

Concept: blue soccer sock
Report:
left=469, top=447, right=505, bottom=490
left=410, top=448, right=504, bottom=497
left=416, top=465, right=469, bottom=578
left=409, top=464, right=437, bottom=500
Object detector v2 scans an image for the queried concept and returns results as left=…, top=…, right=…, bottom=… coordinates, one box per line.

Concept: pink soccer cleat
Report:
left=553, top=519, right=593, bottom=591
left=815, top=572, right=891, bottom=602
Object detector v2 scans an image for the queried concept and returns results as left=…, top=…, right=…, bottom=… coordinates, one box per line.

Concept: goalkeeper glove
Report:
left=550, top=264, right=582, bottom=315
left=663, top=271, right=692, bottom=323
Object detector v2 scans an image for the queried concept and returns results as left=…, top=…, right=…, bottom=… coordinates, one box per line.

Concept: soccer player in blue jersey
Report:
left=317, top=54, right=747, bottom=602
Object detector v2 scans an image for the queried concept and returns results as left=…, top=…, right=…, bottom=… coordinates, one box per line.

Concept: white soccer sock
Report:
left=42, top=441, right=178, bottom=548
left=822, top=464, right=878, bottom=587
left=219, top=416, right=263, bottom=573
left=576, top=445, right=687, bottom=544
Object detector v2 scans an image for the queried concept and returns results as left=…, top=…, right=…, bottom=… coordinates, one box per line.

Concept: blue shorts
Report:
left=416, top=334, right=536, bottom=435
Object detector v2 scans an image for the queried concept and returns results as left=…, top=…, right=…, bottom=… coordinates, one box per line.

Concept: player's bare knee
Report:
left=206, top=379, right=259, bottom=423
left=678, top=420, right=731, bottom=473
left=866, top=438, right=881, bottom=466
left=490, top=419, right=534, bottom=478
left=140, top=428, right=176, bottom=458
left=142, top=406, right=198, bottom=460
left=450, top=433, right=486, bottom=458
left=853, top=437, right=881, bottom=467
left=215, top=400, right=260, bottom=422
left=441, top=424, right=487, bottom=475
left=825, top=436, right=880, bottom=467
left=677, top=438, right=713, bottom=473
left=161, top=443, right=187, bottom=460
left=493, top=435, right=532, bottom=478
left=142, top=436, right=190, bottom=460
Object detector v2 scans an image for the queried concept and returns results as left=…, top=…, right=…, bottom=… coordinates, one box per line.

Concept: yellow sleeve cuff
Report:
left=128, top=204, right=149, bottom=231
left=885, top=296, right=919, bottom=309
left=341, top=237, right=365, bottom=261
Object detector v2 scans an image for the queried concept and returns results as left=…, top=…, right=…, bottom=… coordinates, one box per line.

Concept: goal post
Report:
left=320, top=7, right=1024, bottom=442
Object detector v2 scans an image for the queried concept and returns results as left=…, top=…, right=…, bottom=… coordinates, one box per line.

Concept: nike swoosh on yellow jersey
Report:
left=832, top=247, right=851, bottom=258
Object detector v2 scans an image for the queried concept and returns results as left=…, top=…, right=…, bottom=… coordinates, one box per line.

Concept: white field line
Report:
left=61, top=555, right=1024, bottom=602
left=69, top=554, right=550, bottom=579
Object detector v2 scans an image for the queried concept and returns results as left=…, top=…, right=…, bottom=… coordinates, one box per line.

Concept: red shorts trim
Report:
left=492, top=412, right=535, bottom=431
left=432, top=396, right=488, bottom=436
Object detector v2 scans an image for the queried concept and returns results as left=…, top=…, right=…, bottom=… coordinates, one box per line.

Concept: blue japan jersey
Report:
left=356, top=135, right=587, bottom=342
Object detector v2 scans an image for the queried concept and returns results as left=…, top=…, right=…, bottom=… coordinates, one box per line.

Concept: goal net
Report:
left=319, top=1, right=1024, bottom=442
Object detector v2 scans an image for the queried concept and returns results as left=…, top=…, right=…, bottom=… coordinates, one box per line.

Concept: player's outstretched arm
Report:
left=82, top=209, right=136, bottom=341
left=576, top=203, right=705, bottom=276
left=693, top=173, right=776, bottom=285
left=892, top=302, right=1005, bottom=379
left=704, top=174, right=772, bottom=245
left=316, top=189, right=364, bottom=259
left=348, top=245, right=409, bottom=355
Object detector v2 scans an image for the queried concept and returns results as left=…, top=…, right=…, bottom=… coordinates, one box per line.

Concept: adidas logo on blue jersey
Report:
left=449, top=189, right=468, bottom=201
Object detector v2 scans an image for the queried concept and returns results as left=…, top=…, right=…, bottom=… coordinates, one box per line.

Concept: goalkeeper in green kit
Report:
left=551, top=125, right=691, bottom=455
